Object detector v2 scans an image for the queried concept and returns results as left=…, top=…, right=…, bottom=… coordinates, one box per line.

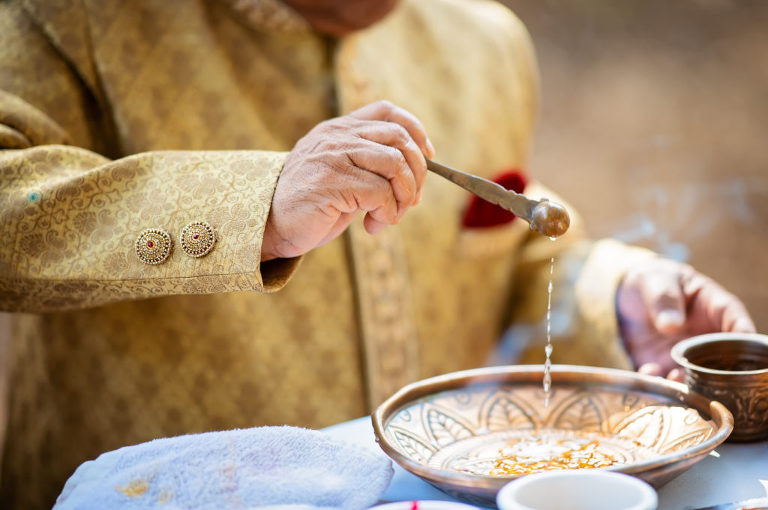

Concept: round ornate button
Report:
left=180, top=221, right=216, bottom=258
left=135, top=228, right=173, bottom=265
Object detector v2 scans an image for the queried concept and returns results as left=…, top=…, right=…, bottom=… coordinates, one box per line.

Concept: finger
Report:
left=638, top=362, right=663, bottom=377
left=317, top=212, right=357, bottom=247
left=638, top=270, right=686, bottom=334
left=356, top=173, right=399, bottom=228
left=684, top=274, right=756, bottom=333
left=348, top=139, right=417, bottom=216
left=331, top=166, right=399, bottom=229
left=715, top=290, right=755, bottom=333
left=354, top=120, right=427, bottom=203
left=364, top=214, right=388, bottom=235
left=732, top=316, right=757, bottom=333
left=350, top=100, right=436, bottom=159
left=723, top=300, right=756, bottom=333
left=381, top=105, right=436, bottom=160
left=666, top=368, right=685, bottom=382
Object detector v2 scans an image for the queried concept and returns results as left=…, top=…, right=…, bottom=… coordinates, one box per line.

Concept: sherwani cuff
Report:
left=573, top=238, right=658, bottom=369
left=260, top=256, right=302, bottom=292
left=232, top=150, right=303, bottom=293
left=0, top=147, right=301, bottom=311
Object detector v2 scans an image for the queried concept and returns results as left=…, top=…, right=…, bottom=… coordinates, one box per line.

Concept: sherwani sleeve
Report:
left=0, top=1, right=299, bottom=313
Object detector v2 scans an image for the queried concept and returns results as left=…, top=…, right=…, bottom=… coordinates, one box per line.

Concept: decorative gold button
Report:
left=180, top=221, right=216, bottom=258
left=135, top=228, right=173, bottom=265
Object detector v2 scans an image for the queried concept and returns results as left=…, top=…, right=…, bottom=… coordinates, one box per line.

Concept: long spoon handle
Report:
left=425, top=158, right=570, bottom=238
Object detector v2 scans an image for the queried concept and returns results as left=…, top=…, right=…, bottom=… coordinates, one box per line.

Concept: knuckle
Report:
left=307, top=149, right=344, bottom=173
left=406, top=139, right=424, bottom=163
left=389, top=124, right=411, bottom=145
left=647, top=278, right=679, bottom=300
left=384, top=144, right=404, bottom=163
left=316, top=117, right=336, bottom=130
left=397, top=158, right=412, bottom=180
left=375, top=178, right=395, bottom=198
left=306, top=138, right=334, bottom=157
left=384, top=147, right=410, bottom=178
left=376, top=178, right=394, bottom=199
left=322, top=118, right=347, bottom=131
left=374, top=99, right=394, bottom=112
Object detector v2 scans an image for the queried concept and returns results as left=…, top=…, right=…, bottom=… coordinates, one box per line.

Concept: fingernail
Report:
left=656, top=310, right=684, bottom=332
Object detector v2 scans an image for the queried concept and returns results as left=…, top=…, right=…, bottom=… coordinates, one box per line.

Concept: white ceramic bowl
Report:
left=496, top=471, right=657, bottom=510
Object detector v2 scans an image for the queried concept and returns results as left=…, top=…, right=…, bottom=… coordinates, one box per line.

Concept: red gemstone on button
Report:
left=147, top=240, right=154, bottom=248
left=193, top=233, right=200, bottom=240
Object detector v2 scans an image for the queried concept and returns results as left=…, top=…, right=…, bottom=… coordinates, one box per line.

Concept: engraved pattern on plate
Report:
left=384, top=384, right=717, bottom=477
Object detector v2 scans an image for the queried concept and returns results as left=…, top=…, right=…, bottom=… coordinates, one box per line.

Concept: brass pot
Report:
left=672, top=332, right=768, bottom=442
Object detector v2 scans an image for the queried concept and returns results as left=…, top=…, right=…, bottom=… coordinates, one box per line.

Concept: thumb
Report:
left=639, top=271, right=686, bottom=334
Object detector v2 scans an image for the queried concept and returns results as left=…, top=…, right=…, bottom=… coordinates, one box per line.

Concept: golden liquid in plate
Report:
left=446, top=430, right=652, bottom=477
left=490, top=436, right=619, bottom=475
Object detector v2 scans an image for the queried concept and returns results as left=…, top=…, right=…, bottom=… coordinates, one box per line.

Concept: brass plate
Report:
left=372, top=365, right=733, bottom=506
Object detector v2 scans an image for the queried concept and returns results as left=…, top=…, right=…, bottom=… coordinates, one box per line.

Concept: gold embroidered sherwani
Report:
left=0, top=0, right=654, bottom=508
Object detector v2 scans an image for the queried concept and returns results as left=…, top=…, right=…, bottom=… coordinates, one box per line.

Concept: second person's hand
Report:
left=261, top=100, right=435, bottom=261
left=616, top=257, right=755, bottom=380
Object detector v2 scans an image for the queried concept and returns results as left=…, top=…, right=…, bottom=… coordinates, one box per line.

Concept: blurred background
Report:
left=502, top=0, right=768, bottom=331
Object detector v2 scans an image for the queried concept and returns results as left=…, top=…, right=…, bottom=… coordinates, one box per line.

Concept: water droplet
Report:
left=543, top=257, right=556, bottom=404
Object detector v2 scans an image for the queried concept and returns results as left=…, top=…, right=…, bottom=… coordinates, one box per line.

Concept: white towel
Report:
left=54, top=426, right=394, bottom=510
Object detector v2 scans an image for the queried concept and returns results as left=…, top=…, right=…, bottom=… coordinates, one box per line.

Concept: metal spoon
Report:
left=426, top=159, right=570, bottom=238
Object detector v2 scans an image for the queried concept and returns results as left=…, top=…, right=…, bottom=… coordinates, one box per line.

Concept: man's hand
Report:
left=262, top=100, right=435, bottom=261
left=616, top=257, right=755, bottom=380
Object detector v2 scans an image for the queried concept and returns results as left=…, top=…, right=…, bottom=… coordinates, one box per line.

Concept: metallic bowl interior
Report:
left=372, top=365, right=733, bottom=507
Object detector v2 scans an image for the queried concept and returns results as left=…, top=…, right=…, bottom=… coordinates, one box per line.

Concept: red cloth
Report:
left=461, top=169, right=528, bottom=228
